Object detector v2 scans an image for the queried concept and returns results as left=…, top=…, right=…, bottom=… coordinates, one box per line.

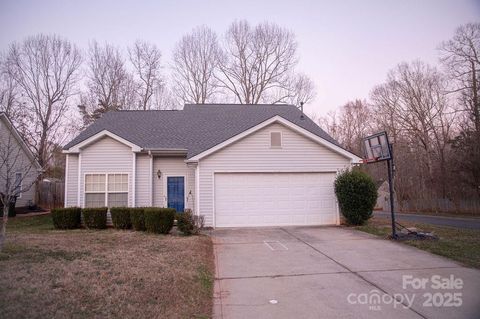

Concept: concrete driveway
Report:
left=211, top=226, right=480, bottom=319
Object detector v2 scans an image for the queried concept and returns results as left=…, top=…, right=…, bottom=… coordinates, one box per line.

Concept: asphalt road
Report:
left=374, top=211, right=480, bottom=230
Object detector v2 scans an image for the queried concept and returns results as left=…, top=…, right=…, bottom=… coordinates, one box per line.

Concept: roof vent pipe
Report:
left=300, top=102, right=305, bottom=120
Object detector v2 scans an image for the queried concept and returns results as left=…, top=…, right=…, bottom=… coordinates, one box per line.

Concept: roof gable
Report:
left=186, top=115, right=361, bottom=163
left=0, top=113, right=42, bottom=170
left=66, top=130, right=142, bottom=153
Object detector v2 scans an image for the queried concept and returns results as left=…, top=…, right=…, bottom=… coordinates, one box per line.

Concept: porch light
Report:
left=157, top=170, right=162, bottom=179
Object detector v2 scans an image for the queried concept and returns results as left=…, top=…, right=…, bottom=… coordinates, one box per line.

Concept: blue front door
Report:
left=167, top=176, right=185, bottom=212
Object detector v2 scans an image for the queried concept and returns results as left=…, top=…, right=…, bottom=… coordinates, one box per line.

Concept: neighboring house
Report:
left=0, top=112, right=42, bottom=208
left=375, top=180, right=398, bottom=212
left=63, top=104, right=361, bottom=228
left=375, top=180, right=389, bottom=211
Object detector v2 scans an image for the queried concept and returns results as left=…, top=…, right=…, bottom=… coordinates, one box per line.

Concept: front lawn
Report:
left=356, top=216, right=480, bottom=269
left=0, top=214, right=214, bottom=319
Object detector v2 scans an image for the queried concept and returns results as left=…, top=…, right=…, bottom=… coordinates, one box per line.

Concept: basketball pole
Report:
left=387, top=143, right=397, bottom=239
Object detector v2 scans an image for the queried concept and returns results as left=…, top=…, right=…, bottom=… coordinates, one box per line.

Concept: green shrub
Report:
left=334, top=169, right=377, bottom=225
left=144, top=207, right=175, bottom=234
left=130, top=207, right=146, bottom=231
left=51, top=207, right=81, bottom=229
left=82, top=207, right=108, bottom=229
left=110, top=207, right=132, bottom=229
left=177, top=209, right=205, bottom=235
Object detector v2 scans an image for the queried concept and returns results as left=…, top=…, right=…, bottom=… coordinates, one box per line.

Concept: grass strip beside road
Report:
left=356, top=216, right=480, bottom=269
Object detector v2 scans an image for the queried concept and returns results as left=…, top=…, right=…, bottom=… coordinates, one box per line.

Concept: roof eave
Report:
left=64, top=129, right=142, bottom=153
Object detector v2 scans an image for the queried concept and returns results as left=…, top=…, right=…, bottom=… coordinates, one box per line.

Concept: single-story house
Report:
left=0, top=112, right=42, bottom=208
left=63, top=104, right=361, bottom=228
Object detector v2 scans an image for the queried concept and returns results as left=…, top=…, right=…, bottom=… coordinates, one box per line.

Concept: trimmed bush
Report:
left=144, top=207, right=175, bottom=234
left=82, top=207, right=108, bottom=229
left=51, top=207, right=81, bottom=229
left=110, top=207, right=132, bottom=229
left=130, top=207, right=146, bottom=231
left=334, top=169, right=377, bottom=225
left=177, top=209, right=205, bottom=235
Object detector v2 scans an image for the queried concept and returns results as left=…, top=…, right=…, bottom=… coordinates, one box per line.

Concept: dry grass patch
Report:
left=0, top=214, right=214, bottom=319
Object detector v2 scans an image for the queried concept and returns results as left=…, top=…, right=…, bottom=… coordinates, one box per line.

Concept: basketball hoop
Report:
left=362, top=131, right=398, bottom=239
left=362, top=131, right=391, bottom=163
left=361, top=158, right=379, bottom=164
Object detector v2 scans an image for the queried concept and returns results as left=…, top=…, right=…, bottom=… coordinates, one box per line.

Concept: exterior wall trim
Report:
left=195, top=162, right=200, bottom=216
left=132, top=152, right=136, bottom=207
left=77, top=153, right=81, bottom=207
left=64, top=154, right=69, bottom=208
left=149, top=153, right=153, bottom=206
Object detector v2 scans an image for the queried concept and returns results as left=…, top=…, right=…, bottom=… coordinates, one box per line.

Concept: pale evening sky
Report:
left=0, top=0, right=479, bottom=116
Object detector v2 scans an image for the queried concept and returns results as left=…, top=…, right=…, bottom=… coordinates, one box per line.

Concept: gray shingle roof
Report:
left=64, top=104, right=341, bottom=159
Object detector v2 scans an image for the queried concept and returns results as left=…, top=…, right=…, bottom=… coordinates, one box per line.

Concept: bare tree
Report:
left=217, top=20, right=298, bottom=104
left=0, top=64, right=21, bottom=122
left=318, top=99, right=371, bottom=154
left=153, top=83, right=180, bottom=110
left=439, top=23, right=480, bottom=133
left=79, top=41, right=136, bottom=125
left=0, top=115, right=41, bottom=250
left=440, top=23, right=480, bottom=197
left=172, top=26, right=221, bottom=104
left=4, top=34, right=82, bottom=168
left=128, top=40, right=163, bottom=110
left=273, top=73, right=316, bottom=106
left=318, top=110, right=341, bottom=140
left=371, top=61, right=455, bottom=199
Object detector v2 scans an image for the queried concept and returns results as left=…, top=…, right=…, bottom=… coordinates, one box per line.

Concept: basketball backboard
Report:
left=362, top=131, right=391, bottom=163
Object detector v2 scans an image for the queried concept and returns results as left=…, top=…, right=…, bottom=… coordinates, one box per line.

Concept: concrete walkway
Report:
left=211, top=226, right=480, bottom=319
left=374, top=211, right=480, bottom=229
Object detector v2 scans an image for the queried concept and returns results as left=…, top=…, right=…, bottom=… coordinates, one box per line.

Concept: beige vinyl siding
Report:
left=65, top=154, right=79, bottom=207
left=135, top=153, right=151, bottom=206
left=153, top=157, right=195, bottom=211
left=14, top=173, right=36, bottom=207
left=80, top=137, right=133, bottom=207
left=198, top=123, right=351, bottom=227
left=0, top=119, right=37, bottom=207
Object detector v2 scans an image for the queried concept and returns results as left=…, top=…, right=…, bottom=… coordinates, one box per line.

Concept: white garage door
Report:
left=214, top=173, right=338, bottom=227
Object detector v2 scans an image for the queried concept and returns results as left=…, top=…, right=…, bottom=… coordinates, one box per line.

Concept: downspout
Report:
left=64, top=154, right=69, bottom=208
left=149, top=150, right=153, bottom=206
left=132, top=152, right=136, bottom=207
left=195, top=161, right=200, bottom=216
left=77, top=153, right=82, bottom=207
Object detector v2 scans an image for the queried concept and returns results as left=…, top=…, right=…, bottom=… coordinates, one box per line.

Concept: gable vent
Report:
left=270, top=132, right=282, bottom=148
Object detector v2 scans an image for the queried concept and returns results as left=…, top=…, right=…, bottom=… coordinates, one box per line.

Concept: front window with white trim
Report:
left=85, top=173, right=128, bottom=208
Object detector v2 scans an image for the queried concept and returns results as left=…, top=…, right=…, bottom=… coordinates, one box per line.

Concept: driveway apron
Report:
left=211, top=226, right=480, bottom=319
